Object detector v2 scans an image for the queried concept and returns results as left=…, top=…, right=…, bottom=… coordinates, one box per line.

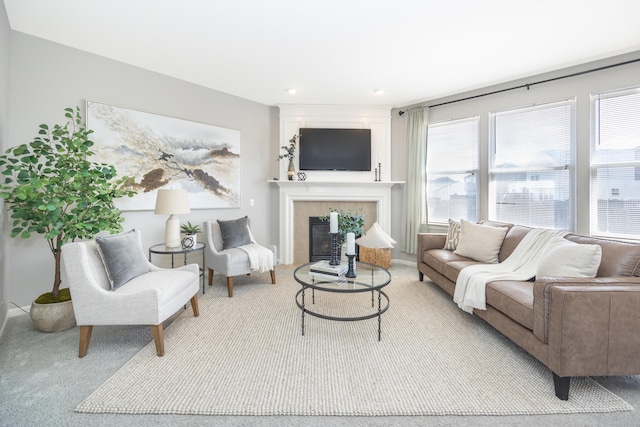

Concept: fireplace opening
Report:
left=308, top=217, right=332, bottom=262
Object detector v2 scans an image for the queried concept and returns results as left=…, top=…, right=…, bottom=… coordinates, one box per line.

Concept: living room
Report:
left=2, top=1, right=640, bottom=425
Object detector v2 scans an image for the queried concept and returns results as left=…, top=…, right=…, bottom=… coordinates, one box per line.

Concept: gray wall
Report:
left=390, top=51, right=640, bottom=264
left=0, top=3, right=9, bottom=327
left=4, top=31, right=279, bottom=308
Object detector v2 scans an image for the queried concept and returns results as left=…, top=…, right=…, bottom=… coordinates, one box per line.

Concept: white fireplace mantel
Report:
left=271, top=180, right=403, bottom=264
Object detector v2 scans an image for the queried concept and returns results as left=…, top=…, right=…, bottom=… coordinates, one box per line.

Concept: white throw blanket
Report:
left=453, top=228, right=568, bottom=314
left=237, top=243, right=274, bottom=273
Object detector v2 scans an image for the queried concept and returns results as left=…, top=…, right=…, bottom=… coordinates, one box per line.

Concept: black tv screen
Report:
left=299, top=128, right=371, bottom=171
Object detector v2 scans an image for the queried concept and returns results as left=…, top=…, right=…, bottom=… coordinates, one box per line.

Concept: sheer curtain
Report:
left=403, top=107, right=429, bottom=254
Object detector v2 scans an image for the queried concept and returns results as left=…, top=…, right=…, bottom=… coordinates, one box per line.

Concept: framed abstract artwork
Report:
left=87, top=101, right=241, bottom=210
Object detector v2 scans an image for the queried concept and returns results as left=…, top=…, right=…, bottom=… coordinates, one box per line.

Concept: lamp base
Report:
left=165, top=214, right=181, bottom=247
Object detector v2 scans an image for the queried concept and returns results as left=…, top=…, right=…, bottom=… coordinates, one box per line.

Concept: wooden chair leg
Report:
left=270, top=269, right=276, bottom=284
left=78, top=325, right=93, bottom=358
left=227, top=276, right=234, bottom=297
left=190, top=295, right=200, bottom=317
left=151, top=324, right=165, bottom=357
left=208, top=268, right=214, bottom=286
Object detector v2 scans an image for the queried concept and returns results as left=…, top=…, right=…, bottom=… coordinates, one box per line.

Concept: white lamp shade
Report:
left=155, top=189, right=191, bottom=247
left=154, top=189, right=191, bottom=215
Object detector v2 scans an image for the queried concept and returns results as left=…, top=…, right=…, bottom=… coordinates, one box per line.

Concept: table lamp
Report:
left=154, top=189, right=191, bottom=247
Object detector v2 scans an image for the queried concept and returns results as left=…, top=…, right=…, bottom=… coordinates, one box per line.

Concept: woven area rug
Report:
left=75, top=268, right=632, bottom=416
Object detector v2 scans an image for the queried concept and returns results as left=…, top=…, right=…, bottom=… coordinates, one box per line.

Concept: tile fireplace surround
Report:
left=272, top=181, right=402, bottom=265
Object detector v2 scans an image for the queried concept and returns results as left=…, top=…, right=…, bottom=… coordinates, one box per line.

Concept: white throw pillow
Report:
left=443, top=219, right=461, bottom=250
left=454, top=219, right=508, bottom=264
left=355, top=222, right=396, bottom=249
left=536, top=237, right=602, bottom=278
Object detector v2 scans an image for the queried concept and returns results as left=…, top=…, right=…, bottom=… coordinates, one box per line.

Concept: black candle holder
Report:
left=345, top=254, right=357, bottom=278
left=329, top=232, right=340, bottom=266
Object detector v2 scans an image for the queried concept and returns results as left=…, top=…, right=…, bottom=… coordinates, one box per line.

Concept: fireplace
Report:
left=273, top=181, right=401, bottom=264
left=308, top=217, right=331, bottom=262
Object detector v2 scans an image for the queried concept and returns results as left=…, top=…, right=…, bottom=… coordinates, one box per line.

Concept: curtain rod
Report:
left=398, top=57, right=640, bottom=116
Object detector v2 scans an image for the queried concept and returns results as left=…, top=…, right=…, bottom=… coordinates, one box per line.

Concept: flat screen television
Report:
left=299, top=128, right=371, bottom=171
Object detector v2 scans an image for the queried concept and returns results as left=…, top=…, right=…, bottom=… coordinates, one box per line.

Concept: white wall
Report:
left=4, top=31, right=279, bottom=308
left=391, top=51, right=640, bottom=263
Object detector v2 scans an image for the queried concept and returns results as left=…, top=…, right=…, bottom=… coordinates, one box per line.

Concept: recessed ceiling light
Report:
left=287, top=88, right=297, bottom=95
left=374, top=89, right=384, bottom=95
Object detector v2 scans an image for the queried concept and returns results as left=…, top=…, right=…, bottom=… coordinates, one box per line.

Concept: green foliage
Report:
left=277, top=134, right=298, bottom=161
left=320, top=208, right=365, bottom=239
left=180, top=221, right=201, bottom=235
left=0, top=107, right=136, bottom=299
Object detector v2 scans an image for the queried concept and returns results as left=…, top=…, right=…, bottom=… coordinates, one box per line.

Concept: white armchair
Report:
left=61, top=230, right=200, bottom=358
left=203, top=219, right=276, bottom=297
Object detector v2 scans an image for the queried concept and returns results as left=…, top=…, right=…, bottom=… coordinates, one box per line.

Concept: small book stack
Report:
left=309, top=260, right=348, bottom=280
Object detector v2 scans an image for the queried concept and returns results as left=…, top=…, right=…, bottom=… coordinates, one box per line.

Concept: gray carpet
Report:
left=2, top=264, right=640, bottom=426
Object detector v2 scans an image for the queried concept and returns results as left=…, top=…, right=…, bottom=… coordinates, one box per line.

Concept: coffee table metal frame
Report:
left=294, top=261, right=391, bottom=341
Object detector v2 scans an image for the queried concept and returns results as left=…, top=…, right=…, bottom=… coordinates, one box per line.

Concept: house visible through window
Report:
left=489, top=99, right=575, bottom=230
left=591, top=86, right=640, bottom=238
left=426, top=117, right=479, bottom=224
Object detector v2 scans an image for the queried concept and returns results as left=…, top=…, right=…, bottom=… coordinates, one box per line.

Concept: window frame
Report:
left=488, top=98, right=577, bottom=231
left=425, top=116, right=480, bottom=226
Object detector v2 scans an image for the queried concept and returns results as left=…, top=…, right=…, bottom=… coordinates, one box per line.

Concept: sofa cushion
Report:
left=565, top=234, right=640, bottom=277
left=536, top=237, right=602, bottom=278
left=422, top=249, right=470, bottom=275
left=454, top=219, right=508, bottom=263
left=443, top=219, right=461, bottom=250
left=486, top=280, right=535, bottom=330
left=443, top=260, right=483, bottom=283
left=498, top=225, right=534, bottom=262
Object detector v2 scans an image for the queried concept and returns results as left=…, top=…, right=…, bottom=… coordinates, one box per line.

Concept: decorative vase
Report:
left=181, top=234, right=197, bottom=249
left=287, top=159, right=295, bottom=181
left=30, top=299, right=76, bottom=333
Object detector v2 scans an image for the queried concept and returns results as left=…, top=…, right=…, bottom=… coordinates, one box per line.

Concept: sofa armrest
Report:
left=417, top=233, right=446, bottom=259
left=533, top=277, right=640, bottom=377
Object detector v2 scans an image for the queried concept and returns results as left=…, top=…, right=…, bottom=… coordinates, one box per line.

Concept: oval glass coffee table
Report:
left=294, top=261, right=391, bottom=341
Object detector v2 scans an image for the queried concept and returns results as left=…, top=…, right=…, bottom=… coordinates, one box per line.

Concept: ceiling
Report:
left=5, top=0, right=640, bottom=108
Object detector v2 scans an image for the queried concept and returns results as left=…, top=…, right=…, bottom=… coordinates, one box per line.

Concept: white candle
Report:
left=330, top=212, right=338, bottom=234
left=346, top=232, right=355, bottom=255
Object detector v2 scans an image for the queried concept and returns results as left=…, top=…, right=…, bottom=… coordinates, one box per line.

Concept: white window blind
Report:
left=591, top=87, right=640, bottom=238
left=489, top=100, right=575, bottom=230
left=426, top=117, right=479, bottom=224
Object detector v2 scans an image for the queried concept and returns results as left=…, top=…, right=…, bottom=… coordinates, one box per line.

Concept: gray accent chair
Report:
left=61, top=231, right=200, bottom=358
left=203, top=220, right=276, bottom=297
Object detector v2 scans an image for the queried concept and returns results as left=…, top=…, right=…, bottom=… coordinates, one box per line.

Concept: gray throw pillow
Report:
left=217, top=216, right=252, bottom=250
left=96, top=229, right=150, bottom=290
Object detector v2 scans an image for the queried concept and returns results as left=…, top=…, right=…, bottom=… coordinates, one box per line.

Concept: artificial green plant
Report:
left=0, top=107, right=135, bottom=301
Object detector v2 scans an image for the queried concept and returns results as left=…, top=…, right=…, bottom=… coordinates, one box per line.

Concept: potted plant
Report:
left=180, top=221, right=202, bottom=248
left=277, top=134, right=298, bottom=180
left=0, top=107, right=135, bottom=332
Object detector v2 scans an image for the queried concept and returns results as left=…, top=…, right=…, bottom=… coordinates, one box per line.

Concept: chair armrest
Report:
left=533, top=277, right=640, bottom=376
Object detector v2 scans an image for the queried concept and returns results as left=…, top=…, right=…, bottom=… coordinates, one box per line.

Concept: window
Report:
left=426, top=117, right=479, bottom=224
left=489, top=100, right=575, bottom=230
left=591, top=87, right=640, bottom=238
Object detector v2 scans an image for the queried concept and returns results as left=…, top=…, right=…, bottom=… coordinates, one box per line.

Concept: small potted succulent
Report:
left=180, top=221, right=202, bottom=248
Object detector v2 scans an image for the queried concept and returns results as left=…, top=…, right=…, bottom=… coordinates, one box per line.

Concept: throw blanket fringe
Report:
left=238, top=243, right=273, bottom=273
left=453, top=228, right=568, bottom=314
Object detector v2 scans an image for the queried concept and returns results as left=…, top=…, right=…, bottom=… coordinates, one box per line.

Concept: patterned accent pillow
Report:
left=443, top=219, right=461, bottom=250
